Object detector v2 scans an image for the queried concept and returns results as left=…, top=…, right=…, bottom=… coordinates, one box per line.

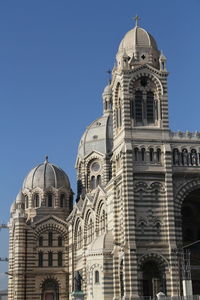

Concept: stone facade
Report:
left=8, top=22, right=200, bottom=300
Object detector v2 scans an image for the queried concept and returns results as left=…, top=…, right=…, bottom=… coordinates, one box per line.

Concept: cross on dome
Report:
left=133, top=15, right=140, bottom=27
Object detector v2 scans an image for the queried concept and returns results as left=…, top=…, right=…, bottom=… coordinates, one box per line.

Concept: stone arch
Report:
left=129, top=71, right=163, bottom=96
left=34, top=222, right=68, bottom=240
left=138, top=253, right=169, bottom=271
left=175, top=179, right=200, bottom=215
left=40, top=276, right=61, bottom=300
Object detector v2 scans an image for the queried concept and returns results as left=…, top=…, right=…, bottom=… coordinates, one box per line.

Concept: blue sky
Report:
left=0, top=0, right=200, bottom=290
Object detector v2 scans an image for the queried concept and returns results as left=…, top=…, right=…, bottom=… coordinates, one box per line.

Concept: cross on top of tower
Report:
left=133, top=15, right=140, bottom=27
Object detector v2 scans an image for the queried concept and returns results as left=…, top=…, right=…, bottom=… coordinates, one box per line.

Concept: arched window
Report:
left=97, top=175, right=101, bottom=186
left=134, top=147, right=139, bottom=161
left=60, top=194, right=65, bottom=208
left=48, top=232, right=53, bottom=247
left=157, top=148, right=161, bottom=163
left=48, top=251, right=53, bottom=267
left=38, top=251, right=43, bottom=267
left=87, top=217, right=94, bottom=244
left=141, top=148, right=145, bottom=162
left=149, top=148, right=154, bottom=162
left=95, top=270, right=99, bottom=283
left=25, top=195, right=29, bottom=208
left=90, top=176, right=95, bottom=190
left=77, top=227, right=82, bottom=249
left=47, top=193, right=53, bottom=207
left=58, top=252, right=63, bottom=267
left=135, top=91, right=143, bottom=123
left=146, top=91, right=154, bottom=123
left=39, top=236, right=43, bottom=247
left=34, top=194, right=39, bottom=208
left=100, top=210, right=107, bottom=234
left=58, top=236, right=62, bottom=247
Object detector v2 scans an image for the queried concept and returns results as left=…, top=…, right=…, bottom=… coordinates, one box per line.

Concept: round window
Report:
left=91, top=161, right=101, bottom=172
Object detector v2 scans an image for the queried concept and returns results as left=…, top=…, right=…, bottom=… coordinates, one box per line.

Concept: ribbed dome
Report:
left=23, top=158, right=70, bottom=190
left=118, top=26, right=158, bottom=56
left=102, top=84, right=112, bottom=96
left=77, top=114, right=113, bottom=160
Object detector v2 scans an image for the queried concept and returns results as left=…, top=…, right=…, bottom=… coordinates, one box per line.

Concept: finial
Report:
left=45, top=155, right=48, bottom=163
left=133, top=15, right=140, bottom=27
left=106, top=69, right=111, bottom=84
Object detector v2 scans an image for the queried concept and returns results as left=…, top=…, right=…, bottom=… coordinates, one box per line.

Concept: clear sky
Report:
left=0, top=0, right=200, bottom=290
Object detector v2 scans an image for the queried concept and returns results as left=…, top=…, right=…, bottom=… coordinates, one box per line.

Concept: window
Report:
left=87, top=218, right=94, bottom=244
left=60, top=194, right=65, bottom=207
left=146, top=91, right=154, bottom=123
left=48, top=232, right=53, bottom=247
left=38, top=252, right=43, bottom=267
left=141, top=148, right=145, bottom=162
left=135, top=91, right=143, bottom=123
left=134, top=148, right=139, bottom=161
left=149, top=148, right=154, bottom=162
left=100, top=210, right=107, bottom=234
left=95, top=270, right=99, bottom=283
left=34, top=194, right=39, bottom=208
left=77, top=227, right=82, bottom=249
left=47, top=193, right=53, bottom=207
left=58, top=236, right=62, bottom=247
left=25, top=195, right=29, bottom=208
left=48, top=251, right=53, bottom=267
left=157, top=148, right=161, bottom=163
left=97, top=175, right=101, bottom=186
left=39, top=236, right=43, bottom=247
left=90, top=176, right=95, bottom=190
left=58, top=252, right=63, bottom=267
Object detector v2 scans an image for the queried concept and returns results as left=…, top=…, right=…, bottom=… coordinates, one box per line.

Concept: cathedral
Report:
left=8, top=19, right=200, bottom=300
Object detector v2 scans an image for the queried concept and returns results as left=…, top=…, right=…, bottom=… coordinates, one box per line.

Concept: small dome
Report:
left=23, top=158, right=70, bottom=190
left=10, top=201, right=16, bottom=214
left=87, top=231, right=114, bottom=254
left=102, top=84, right=112, bottom=96
left=77, top=115, right=113, bottom=160
left=16, top=191, right=24, bottom=204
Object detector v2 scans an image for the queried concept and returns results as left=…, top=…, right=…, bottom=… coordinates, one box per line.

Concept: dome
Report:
left=77, top=114, right=113, bottom=160
left=118, top=26, right=158, bottom=57
left=16, top=191, right=24, bottom=204
left=116, top=25, right=160, bottom=69
left=102, top=84, right=112, bottom=96
left=87, top=231, right=114, bottom=255
left=23, top=157, right=70, bottom=190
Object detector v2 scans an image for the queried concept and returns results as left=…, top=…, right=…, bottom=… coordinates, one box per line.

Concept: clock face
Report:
left=91, top=161, right=101, bottom=172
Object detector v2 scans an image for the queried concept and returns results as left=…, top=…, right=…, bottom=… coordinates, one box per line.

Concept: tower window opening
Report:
left=90, top=176, right=95, bottom=190
left=135, top=91, right=143, bottom=123
left=47, top=193, right=53, bottom=207
left=39, top=236, right=43, bottom=247
left=95, top=270, right=100, bottom=283
left=60, top=194, right=65, bottom=208
left=34, top=194, right=39, bottom=208
left=146, top=91, right=154, bottom=123
left=97, top=175, right=102, bottom=186
left=25, top=195, right=29, bottom=208
left=58, top=236, right=62, bottom=247
left=48, top=232, right=53, bottom=247
left=182, top=149, right=188, bottom=165
left=157, top=148, right=161, bottom=163
left=77, top=227, right=82, bottom=249
left=141, top=148, right=145, bottom=162
left=134, top=147, right=139, bottom=161
left=149, top=148, right=154, bottom=162
left=38, top=251, right=43, bottom=267
left=58, top=252, right=63, bottom=267
left=48, top=251, right=53, bottom=267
